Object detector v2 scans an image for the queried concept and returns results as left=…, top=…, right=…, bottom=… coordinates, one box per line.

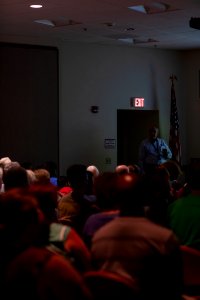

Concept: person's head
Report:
left=87, top=165, right=100, bottom=179
left=3, top=166, right=29, bottom=191
left=148, top=125, right=159, bottom=141
left=93, top=172, right=119, bottom=210
left=0, top=188, right=48, bottom=254
left=142, top=165, right=172, bottom=225
left=128, top=164, right=141, bottom=174
left=26, top=169, right=37, bottom=185
left=0, top=157, right=12, bottom=170
left=116, top=173, right=145, bottom=216
left=115, top=164, right=129, bottom=175
left=143, top=165, right=171, bottom=206
left=66, top=164, right=88, bottom=191
left=34, top=168, right=50, bottom=185
left=28, top=184, right=58, bottom=223
left=3, top=161, right=21, bottom=172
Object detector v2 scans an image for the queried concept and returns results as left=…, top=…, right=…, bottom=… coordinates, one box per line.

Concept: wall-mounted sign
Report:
left=104, top=139, right=116, bottom=149
left=134, top=97, right=144, bottom=107
left=130, top=97, right=145, bottom=108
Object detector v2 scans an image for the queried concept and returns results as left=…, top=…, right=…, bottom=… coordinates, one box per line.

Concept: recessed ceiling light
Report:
left=30, top=4, right=43, bottom=8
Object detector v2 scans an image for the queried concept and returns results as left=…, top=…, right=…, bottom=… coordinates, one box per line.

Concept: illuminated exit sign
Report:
left=134, top=97, right=144, bottom=107
left=130, top=97, right=145, bottom=108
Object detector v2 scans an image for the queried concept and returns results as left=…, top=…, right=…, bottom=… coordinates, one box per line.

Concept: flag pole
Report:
left=169, top=74, right=177, bottom=85
left=169, top=74, right=181, bottom=165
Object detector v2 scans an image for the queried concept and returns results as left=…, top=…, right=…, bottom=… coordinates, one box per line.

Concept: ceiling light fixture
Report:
left=30, top=4, right=43, bottom=8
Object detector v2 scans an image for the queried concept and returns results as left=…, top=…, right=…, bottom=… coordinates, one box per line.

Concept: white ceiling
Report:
left=1, top=0, right=200, bottom=50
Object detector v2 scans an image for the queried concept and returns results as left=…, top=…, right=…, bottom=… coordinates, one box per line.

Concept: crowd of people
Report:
left=0, top=152, right=199, bottom=300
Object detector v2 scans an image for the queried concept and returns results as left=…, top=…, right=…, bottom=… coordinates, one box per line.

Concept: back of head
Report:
left=26, top=169, right=37, bottom=185
left=87, top=165, right=100, bottom=179
left=115, top=165, right=129, bottom=175
left=3, top=166, right=29, bottom=191
left=93, top=172, right=119, bottom=210
left=128, top=164, right=141, bottom=174
left=0, top=188, right=39, bottom=228
left=66, top=164, right=88, bottom=189
left=143, top=165, right=171, bottom=205
left=0, top=157, right=12, bottom=169
left=0, top=157, right=11, bottom=163
left=34, top=169, right=50, bottom=185
left=3, top=161, right=21, bottom=173
left=28, top=184, right=58, bottom=222
left=116, top=173, right=145, bottom=216
left=0, top=188, right=47, bottom=254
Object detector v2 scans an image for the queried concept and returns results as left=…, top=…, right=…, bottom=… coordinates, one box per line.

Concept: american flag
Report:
left=169, top=75, right=181, bottom=164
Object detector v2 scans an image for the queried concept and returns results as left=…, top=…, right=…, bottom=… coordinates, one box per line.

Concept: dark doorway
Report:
left=117, top=109, right=159, bottom=166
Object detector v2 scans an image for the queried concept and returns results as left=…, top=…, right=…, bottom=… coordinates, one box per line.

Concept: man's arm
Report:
left=161, top=139, right=172, bottom=159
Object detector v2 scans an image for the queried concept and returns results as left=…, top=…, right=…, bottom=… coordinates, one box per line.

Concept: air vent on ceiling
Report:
left=133, top=38, right=159, bottom=44
left=34, top=18, right=82, bottom=27
left=102, top=22, right=116, bottom=27
left=128, top=2, right=179, bottom=14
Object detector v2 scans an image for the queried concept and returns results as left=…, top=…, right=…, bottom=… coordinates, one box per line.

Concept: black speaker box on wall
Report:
left=189, top=17, right=200, bottom=30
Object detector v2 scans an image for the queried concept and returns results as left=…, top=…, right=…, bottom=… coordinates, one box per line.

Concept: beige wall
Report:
left=59, top=42, right=184, bottom=174
left=0, top=36, right=194, bottom=174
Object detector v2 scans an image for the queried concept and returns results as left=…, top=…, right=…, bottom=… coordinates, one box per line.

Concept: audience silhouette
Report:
left=91, top=173, right=184, bottom=300
left=0, top=156, right=199, bottom=300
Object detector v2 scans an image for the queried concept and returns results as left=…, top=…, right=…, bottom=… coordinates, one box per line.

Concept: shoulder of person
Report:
left=158, top=138, right=167, bottom=144
left=50, top=223, right=71, bottom=242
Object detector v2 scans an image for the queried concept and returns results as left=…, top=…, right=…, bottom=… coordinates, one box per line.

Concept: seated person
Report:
left=91, top=173, right=183, bottom=300
left=83, top=172, right=120, bottom=248
left=143, top=165, right=173, bottom=227
left=28, top=183, right=92, bottom=272
left=0, top=188, right=92, bottom=300
left=167, top=172, right=200, bottom=251
left=57, top=164, right=99, bottom=235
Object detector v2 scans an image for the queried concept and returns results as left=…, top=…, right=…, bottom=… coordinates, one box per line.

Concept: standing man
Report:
left=139, top=125, right=172, bottom=174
